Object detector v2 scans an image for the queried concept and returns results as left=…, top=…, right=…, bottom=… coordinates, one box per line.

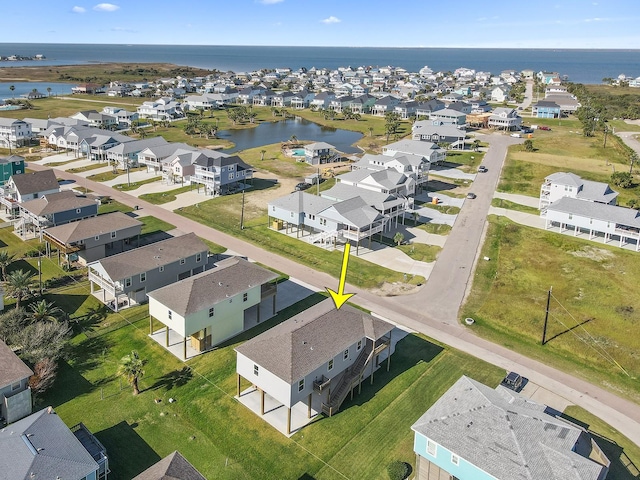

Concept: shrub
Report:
left=611, top=171, right=633, bottom=188
left=387, top=460, right=409, bottom=480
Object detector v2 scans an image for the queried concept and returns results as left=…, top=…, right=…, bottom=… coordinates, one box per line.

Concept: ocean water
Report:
left=1, top=43, right=639, bottom=85
left=0, top=81, right=75, bottom=101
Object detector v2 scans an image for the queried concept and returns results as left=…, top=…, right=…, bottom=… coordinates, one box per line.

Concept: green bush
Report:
left=387, top=460, right=409, bottom=480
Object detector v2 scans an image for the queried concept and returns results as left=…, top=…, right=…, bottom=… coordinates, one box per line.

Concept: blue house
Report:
left=0, top=155, right=25, bottom=185
left=412, top=376, right=610, bottom=480
left=533, top=100, right=562, bottom=119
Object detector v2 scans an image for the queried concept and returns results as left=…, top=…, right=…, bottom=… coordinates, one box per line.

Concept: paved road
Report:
left=617, top=131, right=640, bottom=157
left=31, top=152, right=640, bottom=446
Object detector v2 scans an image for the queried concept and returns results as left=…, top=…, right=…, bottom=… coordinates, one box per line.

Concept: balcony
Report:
left=341, top=223, right=385, bottom=241
left=313, top=375, right=331, bottom=393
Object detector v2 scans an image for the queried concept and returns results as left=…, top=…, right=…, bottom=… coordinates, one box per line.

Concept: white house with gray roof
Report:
left=336, top=168, right=415, bottom=197
left=540, top=172, right=618, bottom=213
left=303, top=142, right=341, bottom=165
left=411, top=122, right=467, bottom=149
left=351, top=152, right=430, bottom=190
left=105, top=136, right=168, bottom=169
left=88, top=233, right=210, bottom=311
left=138, top=142, right=197, bottom=173
left=0, top=407, right=109, bottom=480
left=382, top=139, right=446, bottom=165
left=0, top=118, right=32, bottom=149
left=412, top=375, right=609, bottom=480
left=147, top=257, right=278, bottom=360
left=235, top=299, right=395, bottom=435
left=488, top=107, right=522, bottom=130
left=0, top=169, right=60, bottom=216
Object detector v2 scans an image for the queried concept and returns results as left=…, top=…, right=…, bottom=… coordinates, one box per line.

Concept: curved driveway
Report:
left=31, top=142, right=640, bottom=446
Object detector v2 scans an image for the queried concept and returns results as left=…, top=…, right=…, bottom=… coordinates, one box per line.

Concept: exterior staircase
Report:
left=322, top=344, right=374, bottom=417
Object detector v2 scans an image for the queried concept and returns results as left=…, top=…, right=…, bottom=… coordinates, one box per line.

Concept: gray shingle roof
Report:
left=321, top=183, right=405, bottom=212
left=548, top=197, right=640, bottom=227
left=324, top=196, right=384, bottom=228
left=132, top=451, right=206, bottom=480
left=43, top=212, right=142, bottom=245
left=19, top=191, right=98, bottom=216
left=11, top=170, right=59, bottom=196
left=0, top=407, right=99, bottom=480
left=411, top=376, right=607, bottom=480
left=269, top=191, right=336, bottom=216
left=147, top=257, right=278, bottom=317
left=235, top=299, right=393, bottom=383
left=107, top=137, right=168, bottom=156
left=89, top=233, right=207, bottom=281
left=0, top=339, right=33, bottom=388
left=546, top=172, right=618, bottom=204
left=305, top=142, right=335, bottom=151
left=383, top=139, right=440, bottom=157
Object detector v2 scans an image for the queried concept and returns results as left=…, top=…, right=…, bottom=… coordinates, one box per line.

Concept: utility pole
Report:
left=240, top=188, right=245, bottom=230
left=38, top=250, right=43, bottom=295
left=542, top=286, right=552, bottom=345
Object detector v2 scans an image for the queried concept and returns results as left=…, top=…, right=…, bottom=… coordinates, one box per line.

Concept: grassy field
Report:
left=98, top=199, right=134, bottom=214
left=417, top=223, right=452, bottom=235
left=397, top=243, right=441, bottom=263
left=0, top=95, right=145, bottom=120
left=138, top=185, right=194, bottom=204
left=461, top=216, right=640, bottom=404
left=490, top=197, right=540, bottom=215
left=176, top=183, right=424, bottom=289
left=67, top=162, right=109, bottom=174
left=239, top=143, right=316, bottom=179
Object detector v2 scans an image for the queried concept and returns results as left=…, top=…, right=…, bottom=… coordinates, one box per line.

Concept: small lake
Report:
left=220, top=117, right=363, bottom=154
left=0, top=82, right=76, bottom=101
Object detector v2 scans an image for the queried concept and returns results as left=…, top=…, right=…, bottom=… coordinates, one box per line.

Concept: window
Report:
left=290, top=212, right=294, bottom=218
left=159, top=265, right=164, bottom=272
left=254, top=364, right=259, bottom=376
left=140, top=272, right=146, bottom=282
left=568, top=214, right=573, bottom=220
left=124, top=277, right=132, bottom=287
left=451, top=453, right=459, bottom=466
left=180, top=258, right=186, bottom=265
left=11, top=382, right=20, bottom=391
left=298, top=379, right=305, bottom=392
left=209, top=307, right=215, bottom=317
left=111, top=231, right=117, bottom=239
left=272, top=206, right=275, bottom=212
left=229, top=173, right=235, bottom=180
left=196, top=253, right=202, bottom=262
left=343, top=349, right=349, bottom=360
left=76, top=208, right=82, bottom=213
left=427, top=439, right=437, bottom=456
left=357, top=340, right=362, bottom=351
left=168, top=310, right=172, bottom=320
left=243, top=292, right=248, bottom=302
left=95, top=235, right=100, bottom=240
left=328, top=359, right=334, bottom=371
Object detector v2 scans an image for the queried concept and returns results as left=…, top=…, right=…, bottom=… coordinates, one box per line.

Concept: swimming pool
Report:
left=292, top=148, right=306, bottom=156
left=0, top=105, right=23, bottom=111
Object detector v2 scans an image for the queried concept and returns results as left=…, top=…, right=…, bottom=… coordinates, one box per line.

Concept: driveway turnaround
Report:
left=27, top=142, right=640, bottom=447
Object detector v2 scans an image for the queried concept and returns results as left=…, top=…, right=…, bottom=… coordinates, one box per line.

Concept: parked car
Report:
left=466, top=192, right=477, bottom=199
left=538, top=125, right=551, bottom=131
left=510, top=133, right=522, bottom=138
left=477, top=165, right=488, bottom=173
left=295, top=182, right=312, bottom=191
left=501, top=371, right=524, bottom=392
left=521, top=128, right=534, bottom=134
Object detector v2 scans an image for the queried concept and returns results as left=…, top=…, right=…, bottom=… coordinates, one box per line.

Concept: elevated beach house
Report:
left=235, top=300, right=395, bottom=435
left=147, top=257, right=278, bottom=360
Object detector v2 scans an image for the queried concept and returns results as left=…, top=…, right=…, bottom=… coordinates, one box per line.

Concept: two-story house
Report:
left=71, top=110, right=119, bottom=130
left=351, top=151, right=430, bottom=192
left=105, top=137, right=168, bottom=169
left=411, top=122, right=467, bottom=149
left=0, top=118, right=32, bottom=149
left=189, top=151, right=254, bottom=196
left=429, top=108, right=467, bottom=126
left=532, top=100, right=562, bottom=118
left=412, top=376, right=610, bottom=480
left=235, top=299, right=394, bottom=435
left=382, top=139, right=446, bottom=166
left=147, top=257, right=278, bottom=360
left=138, top=142, right=197, bottom=173
left=43, top=211, right=143, bottom=265
left=370, top=95, right=401, bottom=116
left=1, top=407, right=109, bottom=480
left=0, top=169, right=60, bottom=217
left=539, top=172, right=618, bottom=213
left=137, top=97, right=183, bottom=120
left=488, top=107, right=522, bottom=130
left=0, top=339, right=33, bottom=425
left=88, top=233, right=210, bottom=311
left=0, top=155, right=25, bottom=186
left=303, top=142, right=340, bottom=165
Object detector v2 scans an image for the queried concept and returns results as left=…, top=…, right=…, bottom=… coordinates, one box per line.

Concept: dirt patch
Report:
left=244, top=171, right=297, bottom=211
left=569, top=246, right=616, bottom=262
left=370, top=281, right=422, bottom=296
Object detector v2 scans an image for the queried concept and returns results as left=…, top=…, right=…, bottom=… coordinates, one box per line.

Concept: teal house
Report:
left=0, top=155, right=25, bottom=185
left=411, top=376, right=610, bottom=480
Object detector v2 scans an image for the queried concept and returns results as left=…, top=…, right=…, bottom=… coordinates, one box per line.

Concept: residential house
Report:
left=303, top=142, right=341, bottom=166
left=252, top=89, right=276, bottom=106
left=412, top=376, right=609, bottom=480
left=101, top=106, right=139, bottom=128
left=138, top=142, right=197, bottom=173
left=328, top=96, right=354, bottom=113
left=415, top=99, right=445, bottom=118
left=290, top=90, right=314, bottom=109
left=352, top=151, right=430, bottom=190
left=0, top=339, right=33, bottom=424
left=382, top=139, right=446, bottom=165
left=137, top=97, right=184, bottom=120
left=310, top=91, right=335, bottom=109
left=71, top=110, right=119, bottom=130
left=335, top=168, right=415, bottom=197
left=545, top=93, right=581, bottom=114
left=429, top=108, right=467, bottom=126
left=235, top=299, right=394, bottom=434
left=532, top=100, right=562, bottom=118
left=488, top=107, right=522, bottom=130
left=0, top=118, right=32, bottom=149
left=447, top=101, right=472, bottom=114
left=0, top=407, right=109, bottom=480
left=189, top=151, right=254, bottom=195
left=17, top=191, right=99, bottom=237
left=132, top=451, right=205, bottom=480
left=469, top=99, right=491, bottom=113
left=88, top=233, right=210, bottom=311
left=105, top=136, right=168, bottom=169
left=237, top=86, right=264, bottom=105
left=490, top=85, right=511, bottom=102
left=371, top=95, right=401, bottom=116
left=79, top=131, right=132, bottom=162
left=271, top=91, right=295, bottom=107
left=348, top=94, right=376, bottom=114
left=0, top=169, right=60, bottom=217
left=539, top=172, right=618, bottom=212
left=0, top=155, right=25, bottom=185
left=147, top=257, right=278, bottom=359
left=43, top=212, right=143, bottom=266
left=442, top=92, right=463, bottom=103
left=394, top=100, right=419, bottom=119
left=71, top=83, right=104, bottom=94
left=412, top=122, right=467, bottom=149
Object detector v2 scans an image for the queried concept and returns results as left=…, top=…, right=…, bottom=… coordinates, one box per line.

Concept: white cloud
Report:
left=111, top=26, right=137, bottom=32
left=93, top=3, right=119, bottom=12
left=258, top=0, right=284, bottom=4
left=321, top=16, right=341, bottom=24
left=72, top=6, right=86, bottom=13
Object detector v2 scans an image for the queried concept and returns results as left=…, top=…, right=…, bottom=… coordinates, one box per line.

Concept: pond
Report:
left=0, top=81, right=76, bottom=101
left=219, top=117, right=363, bottom=154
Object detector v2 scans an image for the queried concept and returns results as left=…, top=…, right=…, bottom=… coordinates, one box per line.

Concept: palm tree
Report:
left=9, top=85, right=15, bottom=99
left=46, top=87, right=52, bottom=97
left=393, top=232, right=405, bottom=247
left=0, top=251, right=15, bottom=280
left=27, top=300, right=64, bottom=323
left=260, top=150, right=266, bottom=161
left=472, top=139, right=481, bottom=152
left=368, top=127, right=374, bottom=137
left=119, top=350, right=146, bottom=395
left=4, top=269, right=35, bottom=309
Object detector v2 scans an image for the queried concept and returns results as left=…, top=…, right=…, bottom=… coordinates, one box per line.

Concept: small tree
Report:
left=260, top=150, right=266, bottom=161
left=119, top=350, right=146, bottom=395
left=611, top=171, right=633, bottom=189
left=29, top=357, right=58, bottom=395
left=18, top=320, right=72, bottom=364
left=0, top=251, right=15, bottom=280
left=393, top=232, right=404, bottom=246
left=4, top=269, right=35, bottom=309
left=0, top=307, right=27, bottom=344
left=523, top=139, right=534, bottom=152
left=387, top=460, right=409, bottom=480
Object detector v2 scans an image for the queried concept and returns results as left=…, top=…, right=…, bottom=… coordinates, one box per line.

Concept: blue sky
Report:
left=2, top=0, right=639, bottom=48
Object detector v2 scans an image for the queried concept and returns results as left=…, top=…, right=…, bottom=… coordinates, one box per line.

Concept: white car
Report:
left=510, top=133, right=522, bottom=138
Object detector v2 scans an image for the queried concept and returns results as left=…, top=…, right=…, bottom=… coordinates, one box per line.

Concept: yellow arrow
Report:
left=326, top=243, right=355, bottom=309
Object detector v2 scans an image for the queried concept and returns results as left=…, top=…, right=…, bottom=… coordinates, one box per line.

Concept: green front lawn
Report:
left=88, top=167, right=147, bottom=183
left=113, top=176, right=162, bottom=191
left=490, top=197, right=540, bottom=215
left=67, top=162, right=109, bottom=174
left=138, top=185, right=194, bottom=204
left=397, top=243, right=442, bottom=263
